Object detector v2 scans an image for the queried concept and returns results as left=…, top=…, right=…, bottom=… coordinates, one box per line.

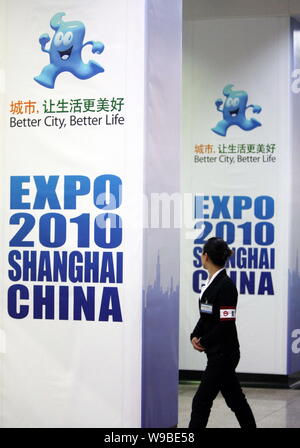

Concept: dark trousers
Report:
left=189, top=351, right=256, bottom=429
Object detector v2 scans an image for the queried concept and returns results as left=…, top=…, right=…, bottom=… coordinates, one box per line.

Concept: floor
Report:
left=178, top=383, right=300, bottom=428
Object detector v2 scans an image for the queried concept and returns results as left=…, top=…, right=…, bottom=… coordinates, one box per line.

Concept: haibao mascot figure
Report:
left=34, top=12, right=104, bottom=89
left=212, top=84, right=262, bottom=136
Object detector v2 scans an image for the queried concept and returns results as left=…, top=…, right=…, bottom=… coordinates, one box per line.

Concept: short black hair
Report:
left=203, top=237, right=233, bottom=267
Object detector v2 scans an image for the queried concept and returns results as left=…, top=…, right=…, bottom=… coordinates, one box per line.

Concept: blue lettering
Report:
left=259, top=249, right=272, bottom=269
left=247, top=248, right=258, bottom=268
left=59, top=286, right=69, bottom=320
left=94, top=174, right=122, bottom=210
left=258, top=272, right=274, bottom=295
left=7, top=284, right=29, bottom=318
left=100, top=252, right=116, bottom=283
left=69, top=251, right=83, bottom=282
left=240, top=271, right=255, bottom=295
left=94, top=214, right=122, bottom=249
left=233, top=196, right=252, bottom=219
left=37, top=251, right=52, bottom=281
left=211, top=196, right=230, bottom=219
left=33, top=176, right=60, bottom=209
left=74, top=286, right=95, bottom=321
left=23, top=250, right=37, bottom=281
left=64, top=175, right=90, bottom=209
left=236, top=247, right=247, bottom=269
left=10, top=176, right=30, bottom=209
left=229, top=271, right=236, bottom=284
left=192, top=269, right=208, bottom=293
left=53, top=252, right=68, bottom=281
left=193, top=247, right=202, bottom=268
left=254, top=196, right=274, bottom=219
left=99, top=287, right=122, bottom=322
left=33, top=285, right=54, bottom=319
left=84, top=252, right=99, bottom=282
left=8, top=250, right=22, bottom=281
left=194, top=196, right=209, bottom=219
left=116, top=252, right=123, bottom=283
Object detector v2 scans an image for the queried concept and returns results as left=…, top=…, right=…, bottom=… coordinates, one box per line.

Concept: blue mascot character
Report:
left=212, top=84, right=262, bottom=136
left=34, top=12, right=104, bottom=89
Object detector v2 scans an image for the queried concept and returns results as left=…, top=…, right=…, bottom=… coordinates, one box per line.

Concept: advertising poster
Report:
left=0, top=0, right=145, bottom=427
left=0, top=0, right=181, bottom=428
left=180, top=17, right=291, bottom=375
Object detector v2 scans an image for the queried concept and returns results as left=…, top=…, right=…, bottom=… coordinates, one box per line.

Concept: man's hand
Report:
left=191, top=337, right=205, bottom=352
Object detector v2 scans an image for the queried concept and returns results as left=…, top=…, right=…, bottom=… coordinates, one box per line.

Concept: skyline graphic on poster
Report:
left=142, top=250, right=179, bottom=428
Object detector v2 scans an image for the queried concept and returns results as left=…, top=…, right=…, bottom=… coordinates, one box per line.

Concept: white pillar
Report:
left=0, top=0, right=181, bottom=428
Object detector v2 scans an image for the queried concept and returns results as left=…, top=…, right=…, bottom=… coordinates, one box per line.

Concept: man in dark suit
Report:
left=189, top=237, right=256, bottom=429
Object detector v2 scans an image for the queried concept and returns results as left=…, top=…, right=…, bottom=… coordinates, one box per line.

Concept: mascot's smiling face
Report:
left=49, top=14, right=85, bottom=66
left=222, top=87, right=248, bottom=123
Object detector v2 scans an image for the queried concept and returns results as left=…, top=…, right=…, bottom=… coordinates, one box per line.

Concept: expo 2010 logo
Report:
left=34, top=12, right=105, bottom=89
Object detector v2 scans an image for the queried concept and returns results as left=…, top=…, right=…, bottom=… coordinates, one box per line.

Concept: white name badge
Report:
left=201, top=304, right=213, bottom=314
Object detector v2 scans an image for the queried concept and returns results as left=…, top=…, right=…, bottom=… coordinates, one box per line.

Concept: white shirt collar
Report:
left=199, top=267, right=225, bottom=300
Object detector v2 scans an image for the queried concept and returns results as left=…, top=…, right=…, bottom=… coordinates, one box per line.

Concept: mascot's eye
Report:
left=232, top=97, right=240, bottom=107
left=226, top=98, right=233, bottom=107
left=54, top=31, right=64, bottom=47
left=63, top=31, right=73, bottom=46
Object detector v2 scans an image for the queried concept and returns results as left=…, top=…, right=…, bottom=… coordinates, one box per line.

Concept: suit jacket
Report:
left=190, top=269, right=240, bottom=355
